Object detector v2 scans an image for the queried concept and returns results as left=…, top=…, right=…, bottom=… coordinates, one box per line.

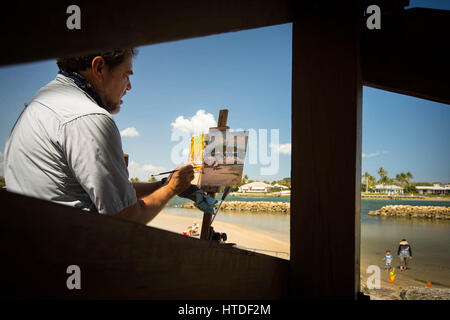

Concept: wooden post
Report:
left=200, top=109, right=229, bottom=240
left=123, top=153, right=129, bottom=167
left=290, top=2, right=362, bottom=299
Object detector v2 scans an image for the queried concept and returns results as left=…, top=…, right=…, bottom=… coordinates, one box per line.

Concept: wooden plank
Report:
left=290, top=2, right=362, bottom=299
left=361, top=8, right=450, bottom=105
left=200, top=109, right=229, bottom=240
left=0, top=189, right=288, bottom=299
left=2, top=2, right=448, bottom=105
left=123, top=153, right=129, bottom=167
left=0, top=0, right=293, bottom=66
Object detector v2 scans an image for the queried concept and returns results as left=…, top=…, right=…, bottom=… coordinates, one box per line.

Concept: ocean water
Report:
left=165, top=197, right=450, bottom=287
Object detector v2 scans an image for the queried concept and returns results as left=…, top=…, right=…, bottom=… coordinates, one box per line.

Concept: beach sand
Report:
left=147, top=211, right=290, bottom=260
left=359, top=263, right=450, bottom=299
left=360, top=253, right=450, bottom=299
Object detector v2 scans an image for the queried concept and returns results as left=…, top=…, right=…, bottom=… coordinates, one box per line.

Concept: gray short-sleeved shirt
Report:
left=3, top=74, right=137, bottom=215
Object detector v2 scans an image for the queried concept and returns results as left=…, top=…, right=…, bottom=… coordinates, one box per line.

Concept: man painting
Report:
left=4, top=49, right=193, bottom=224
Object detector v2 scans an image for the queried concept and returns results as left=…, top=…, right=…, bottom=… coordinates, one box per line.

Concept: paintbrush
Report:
left=151, top=169, right=179, bottom=177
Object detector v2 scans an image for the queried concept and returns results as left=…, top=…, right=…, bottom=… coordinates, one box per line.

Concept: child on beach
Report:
left=383, top=250, right=393, bottom=271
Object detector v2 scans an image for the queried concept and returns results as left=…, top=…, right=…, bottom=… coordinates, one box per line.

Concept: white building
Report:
left=416, top=184, right=450, bottom=195
left=374, top=184, right=404, bottom=194
left=273, top=184, right=289, bottom=190
left=239, top=182, right=274, bottom=193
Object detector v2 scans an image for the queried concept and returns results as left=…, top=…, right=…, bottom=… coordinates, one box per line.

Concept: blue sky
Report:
left=0, top=1, right=448, bottom=184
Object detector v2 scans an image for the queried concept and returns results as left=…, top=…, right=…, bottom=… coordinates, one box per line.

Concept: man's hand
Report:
left=166, top=165, right=194, bottom=195
left=115, top=164, right=194, bottom=225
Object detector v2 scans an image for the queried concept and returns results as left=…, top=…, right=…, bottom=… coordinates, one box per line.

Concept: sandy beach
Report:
left=147, top=210, right=290, bottom=260
left=360, top=259, right=450, bottom=300
left=360, top=260, right=425, bottom=287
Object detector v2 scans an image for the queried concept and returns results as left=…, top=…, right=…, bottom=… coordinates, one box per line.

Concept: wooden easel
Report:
left=123, top=153, right=129, bottom=167
left=200, top=109, right=229, bottom=240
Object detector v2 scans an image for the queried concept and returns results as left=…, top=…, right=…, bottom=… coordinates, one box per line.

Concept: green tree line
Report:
left=361, top=168, right=446, bottom=193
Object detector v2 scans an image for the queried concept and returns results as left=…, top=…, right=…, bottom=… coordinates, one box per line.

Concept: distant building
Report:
left=374, top=184, right=404, bottom=194
left=239, top=182, right=273, bottom=193
left=416, top=184, right=450, bottom=195
left=273, top=184, right=289, bottom=190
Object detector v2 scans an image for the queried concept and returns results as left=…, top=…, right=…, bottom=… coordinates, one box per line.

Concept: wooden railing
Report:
left=0, top=189, right=288, bottom=299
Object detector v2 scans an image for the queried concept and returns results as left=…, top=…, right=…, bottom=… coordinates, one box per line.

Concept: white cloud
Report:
left=270, top=143, right=291, bottom=155
left=170, top=109, right=217, bottom=135
left=278, top=143, right=291, bottom=155
left=128, top=161, right=169, bottom=181
left=120, top=127, right=140, bottom=137
left=362, top=152, right=379, bottom=158
left=362, top=150, right=388, bottom=158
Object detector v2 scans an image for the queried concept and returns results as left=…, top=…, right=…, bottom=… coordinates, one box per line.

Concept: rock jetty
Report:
left=360, top=282, right=450, bottom=300
left=179, top=201, right=290, bottom=213
left=368, top=205, right=449, bottom=220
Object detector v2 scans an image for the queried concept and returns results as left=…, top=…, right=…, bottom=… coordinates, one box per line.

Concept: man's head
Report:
left=57, top=48, right=138, bottom=114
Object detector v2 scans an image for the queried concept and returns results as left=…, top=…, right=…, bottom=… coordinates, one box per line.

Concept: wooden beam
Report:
left=0, top=0, right=293, bottom=66
left=361, top=8, right=450, bottom=105
left=290, top=2, right=362, bottom=299
left=0, top=189, right=288, bottom=299
left=2, top=2, right=448, bottom=105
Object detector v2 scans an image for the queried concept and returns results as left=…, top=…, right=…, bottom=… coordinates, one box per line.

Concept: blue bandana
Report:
left=59, top=69, right=107, bottom=110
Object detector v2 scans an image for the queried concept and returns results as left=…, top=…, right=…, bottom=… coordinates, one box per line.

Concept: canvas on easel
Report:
left=188, top=129, right=248, bottom=188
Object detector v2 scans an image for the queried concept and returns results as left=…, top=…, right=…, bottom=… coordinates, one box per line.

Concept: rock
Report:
left=178, top=200, right=290, bottom=213
left=399, top=287, right=450, bottom=300
left=367, top=288, right=402, bottom=300
left=360, top=279, right=401, bottom=300
left=360, top=279, right=450, bottom=300
left=368, top=205, right=449, bottom=220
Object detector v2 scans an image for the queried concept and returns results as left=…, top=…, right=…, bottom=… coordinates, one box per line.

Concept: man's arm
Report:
left=62, top=114, right=193, bottom=222
left=132, top=181, right=164, bottom=199
left=115, top=165, right=194, bottom=224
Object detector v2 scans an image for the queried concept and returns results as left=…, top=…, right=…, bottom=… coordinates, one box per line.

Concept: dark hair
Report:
left=57, top=48, right=138, bottom=72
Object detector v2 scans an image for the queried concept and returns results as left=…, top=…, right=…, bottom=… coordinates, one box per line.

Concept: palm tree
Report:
left=405, top=172, right=413, bottom=184
left=404, top=171, right=413, bottom=193
left=395, top=172, right=406, bottom=185
left=377, top=167, right=388, bottom=185
left=363, top=172, right=374, bottom=193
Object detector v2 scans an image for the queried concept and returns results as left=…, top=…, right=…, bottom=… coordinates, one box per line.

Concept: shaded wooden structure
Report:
left=0, top=0, right=448, bottom=299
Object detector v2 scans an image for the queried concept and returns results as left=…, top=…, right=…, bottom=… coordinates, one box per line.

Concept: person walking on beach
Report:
left=383, top=250, right=393, bottom=271
left=397, top=239, right=413, bottom=271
